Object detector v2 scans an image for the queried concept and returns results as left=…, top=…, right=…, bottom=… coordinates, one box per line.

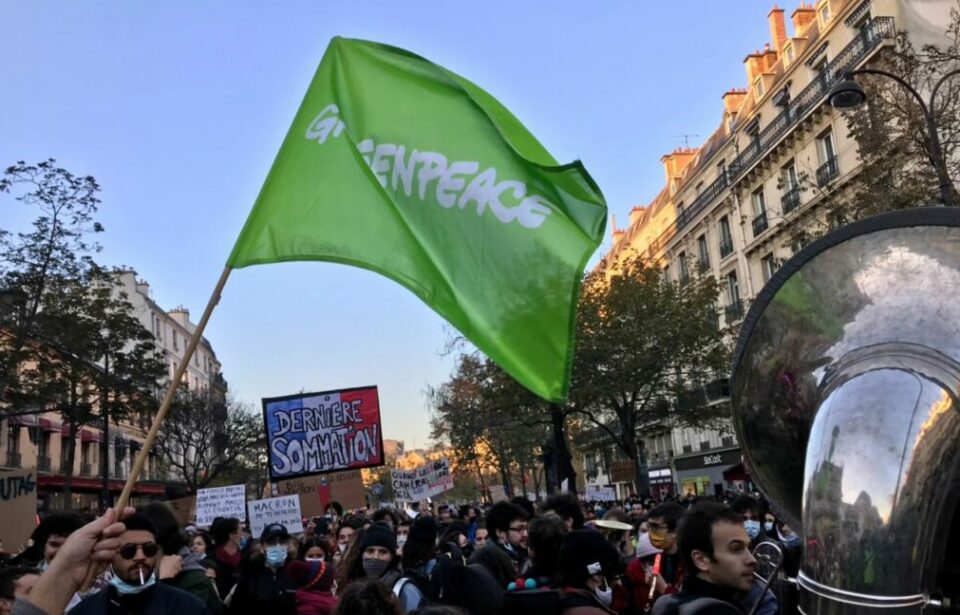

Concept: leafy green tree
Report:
left=570, top=257, right=729, bottom=494
left=0, top=160, right=104, bottom=411
left=155, top=388, right=265, bottom=492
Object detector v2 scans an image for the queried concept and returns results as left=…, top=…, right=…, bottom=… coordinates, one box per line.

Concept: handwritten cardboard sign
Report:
left=247, top=494, right=303, bottom=538
left=0, top=468, right=38, bottom=553
left=276, top=469, right=366, bottom=516
left=263, top=386, right=384, bottom=481
left=391, top=459, right=453, bottom=502
left=195, top=484, right=246, bottom=527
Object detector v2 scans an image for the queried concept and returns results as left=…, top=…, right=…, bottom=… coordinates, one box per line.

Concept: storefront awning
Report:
left=7, top=415, right=36, bottom=427
left=39, top=418, right=61, bottom=432
left=723, top=462, right=751, bottom=482
left=80, top=430, right=102, bottom=443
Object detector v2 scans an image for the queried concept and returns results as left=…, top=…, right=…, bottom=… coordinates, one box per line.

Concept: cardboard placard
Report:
left=248, top=494, right=303, bottom=538
left=263, top=386, right=384, bottom=481
left=390, top=459, right=453, bottom=502
left=276, top=469, right=366, bottom=516
left=195, top=484, right=246, bottom=527
left=0, top=468, right=38, bottom=553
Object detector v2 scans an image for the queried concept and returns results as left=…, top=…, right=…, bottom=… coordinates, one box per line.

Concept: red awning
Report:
left=80, top=430, right=102, bottom=443
left=723, top=463, right=751, bottom=482
left=36, top=474, right=165, bottom=495
left=39, top=418, right=61, bottom=432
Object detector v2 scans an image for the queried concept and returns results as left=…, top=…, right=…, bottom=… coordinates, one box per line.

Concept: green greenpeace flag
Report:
left=228, top=37, right=607, bottom=402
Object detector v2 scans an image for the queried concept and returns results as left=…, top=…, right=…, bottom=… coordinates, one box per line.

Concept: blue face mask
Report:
left=764, top=522, right=774, bottom=532
left=109, top=570, right=157, bottom=595
left=238, top=536, right=250, bottom=550
left=266, top=545, right=288, bottom=568
left=744, top=519, right=761, bottom=539
left=783, top=533, right=802, bottom=548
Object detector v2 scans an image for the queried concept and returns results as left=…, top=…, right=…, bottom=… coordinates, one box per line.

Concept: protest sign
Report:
left=247, top=494, right=304, bottom=537
left=195, top=484, right=246, bottom=527
left=263, top=386, right=384, bottom=481
left=391, top=459, right=453, bottom=502
left=0, top=468, right=37, bottom=552
left=585, top=485, right=616, bottom=501
left=276, top=469, right=366, bottom=516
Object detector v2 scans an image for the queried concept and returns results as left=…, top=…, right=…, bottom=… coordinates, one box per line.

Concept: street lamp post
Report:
left=827, top=68, right=960, bottom=207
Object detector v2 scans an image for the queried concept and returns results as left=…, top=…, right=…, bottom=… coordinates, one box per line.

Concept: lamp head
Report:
left=828, top=76, right=867, bottom=109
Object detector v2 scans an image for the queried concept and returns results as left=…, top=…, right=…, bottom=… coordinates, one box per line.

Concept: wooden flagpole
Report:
left=81, top=266, right=232, bottom=588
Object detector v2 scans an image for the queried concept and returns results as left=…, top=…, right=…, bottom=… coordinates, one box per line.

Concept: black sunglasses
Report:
left=118, top=542, right=160, bottom=559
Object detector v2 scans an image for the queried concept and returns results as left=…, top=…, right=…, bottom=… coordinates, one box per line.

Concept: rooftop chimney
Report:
left=661, top=148, right=699, bottom=184
left=723, top=89, right=748, bottom=115
left=769, top=6, right=787, bottom=52
left=792, top=2, right=816, bottom=35
left=744, top=50, right=765, bottom=84
left=762, top=43, right=779, bottom=71
left=629, top=205, right=646, bottom=226
left=135, top=278, right=150, bottom=298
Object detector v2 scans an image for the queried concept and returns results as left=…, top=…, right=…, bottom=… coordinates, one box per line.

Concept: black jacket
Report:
left=227, top=563, right=296, bottom=615
left=652, top=576, right=745, bottom=615
left=70, top=582, right=210, bottom=615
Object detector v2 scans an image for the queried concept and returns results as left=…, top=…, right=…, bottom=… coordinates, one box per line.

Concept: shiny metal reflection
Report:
left=730, top=208, right=960, bottom=614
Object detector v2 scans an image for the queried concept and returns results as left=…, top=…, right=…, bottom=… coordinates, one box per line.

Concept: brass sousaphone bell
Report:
left=731, top=208, right=960, bottom=614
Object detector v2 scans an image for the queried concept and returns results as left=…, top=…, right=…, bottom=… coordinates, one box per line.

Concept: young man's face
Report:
left=474, top=528, right=489, bottom=547
left=647, top=516, right=677, bottom=553
left=0, top=572, right=39, bottom=615
left=112, top=529, right=159, bottom=585
left=694, top=521, right=757, bottom=592
left=501, top=519, right=528, bottom=550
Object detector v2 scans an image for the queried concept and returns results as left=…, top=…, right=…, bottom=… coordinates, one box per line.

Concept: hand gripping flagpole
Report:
left=80, top=266, right=233, bottom=590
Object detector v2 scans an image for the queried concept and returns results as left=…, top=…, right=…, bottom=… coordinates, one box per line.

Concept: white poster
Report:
left=195, top=484, right=246, bottom=527
left=247, top=494, right=304, bottom=537
left=390, top=459, right=454, bottom=502
left=585, top=485, right=616, bottom=501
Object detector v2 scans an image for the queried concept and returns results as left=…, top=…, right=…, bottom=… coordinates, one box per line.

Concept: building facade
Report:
left=0, top=270, right=227, bottom=511
left=592, top=0, right=947, bottom=498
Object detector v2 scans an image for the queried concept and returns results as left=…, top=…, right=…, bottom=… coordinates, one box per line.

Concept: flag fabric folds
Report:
left=227, top=37, right=607, bottom=402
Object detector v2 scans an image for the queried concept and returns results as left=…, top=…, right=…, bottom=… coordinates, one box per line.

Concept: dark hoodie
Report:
left=161, top=547, right=221, bottom=615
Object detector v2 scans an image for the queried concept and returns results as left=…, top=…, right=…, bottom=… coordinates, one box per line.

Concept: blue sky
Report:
left=2, top=2, right=773, bottom=447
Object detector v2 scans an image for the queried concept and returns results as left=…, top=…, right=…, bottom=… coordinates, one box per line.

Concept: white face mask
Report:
left=595, top=584, right=613, bottom=606
left=397, top=535, right=407, bottom=548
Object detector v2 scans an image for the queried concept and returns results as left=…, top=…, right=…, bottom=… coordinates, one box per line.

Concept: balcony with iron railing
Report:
left=782, top=186, right=802, bottom=214
left=6, top=451, right=21, bottom=467
left=725, top=299, right=745, bottom=323
left=816, top=156, right=840, bottom=186
left=675, top=17, right=895, bottom=232
left=752, top=211, right=769, bottom=238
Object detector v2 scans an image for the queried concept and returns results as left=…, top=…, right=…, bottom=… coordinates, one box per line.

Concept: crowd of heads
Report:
left=0, top=488, right=802, bottom=615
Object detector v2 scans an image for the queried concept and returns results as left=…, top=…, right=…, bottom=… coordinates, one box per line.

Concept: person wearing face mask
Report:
left=344, top=522, right=422, bottom=612
left=643, top=502, right=686, bottom=604
left=556, top=529, right=622, bottom=614
left=70, top=513, right=210, bottom=615
left=228, top=524, right=296, bottom=615
left=729, top=496, right=763, bottom=551
left=209, top=517, right=245, bottom=602
left=286, top=559, right=337, bottom=615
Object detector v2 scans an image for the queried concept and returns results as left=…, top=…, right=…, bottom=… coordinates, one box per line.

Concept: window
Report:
left=781, top=162, right=800, bottom=213
left=695, top=182, right=704, bottom=196
left=721, top=435, right=736, bottom=447
left=173, top=332, right=179, bottom=352
left=697, top=235, right=710, bottom=269
left=726, top=272, right=741, bottom=305
left=682, top=444, right=693, bottom=454
left=700, top=441, right=711, bottom=451
left=817, top=129, right=836, bottom=164
left=810, top=54, right=828, bottom=78
left=676, top=201, right=685, bottom=219
left=782, top=162, right=798, bottom=189
left=37, top=432, right=49, bottom=459
left=662, top=265, right=671, bottom=284
left=818, top=1, right=831, bottom=26
left=716, top=160, right=727, bottom=182
left=718, top=216, right=734, bottom=258
left=6, top=424, right=19, bottom=453
left=751, top=188, right=767, bottom=217
left=678, top=252, right=690, bottom=283
left=752, top=188, right=768, bottom=237
left=761, top=254, right=777, bottom=283
left=816, top=129, right=839, bottom=186
left=754, top=77, right=765, bottom=99
left=783, top=43, right=795, bottom=65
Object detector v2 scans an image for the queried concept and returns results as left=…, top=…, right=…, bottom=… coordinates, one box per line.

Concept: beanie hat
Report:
left=287, top=559, right=334, bottom=592
left=361, top=521, right=398, bottom=552
left=559, top=529, right=621, bottom=587
left=410, top=516, right=438, bottom=544
left=435, top=562, right=503, bottom=615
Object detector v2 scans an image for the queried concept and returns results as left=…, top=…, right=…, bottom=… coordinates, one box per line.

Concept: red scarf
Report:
left=215, top=545, right=242, bottom=568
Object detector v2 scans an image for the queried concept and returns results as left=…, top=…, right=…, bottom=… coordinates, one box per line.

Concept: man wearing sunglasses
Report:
left=71, top=513, right=210, bottom=615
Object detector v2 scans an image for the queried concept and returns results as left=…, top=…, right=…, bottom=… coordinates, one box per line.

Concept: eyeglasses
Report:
left=508, top=525, right=528, bottom=533
left=118, top=542, right=160, bottom=559
left=647, top=522, right=668, bottom=532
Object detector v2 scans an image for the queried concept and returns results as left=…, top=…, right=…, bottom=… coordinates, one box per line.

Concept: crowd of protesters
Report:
left=0, top=491, right=802, bottom=615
